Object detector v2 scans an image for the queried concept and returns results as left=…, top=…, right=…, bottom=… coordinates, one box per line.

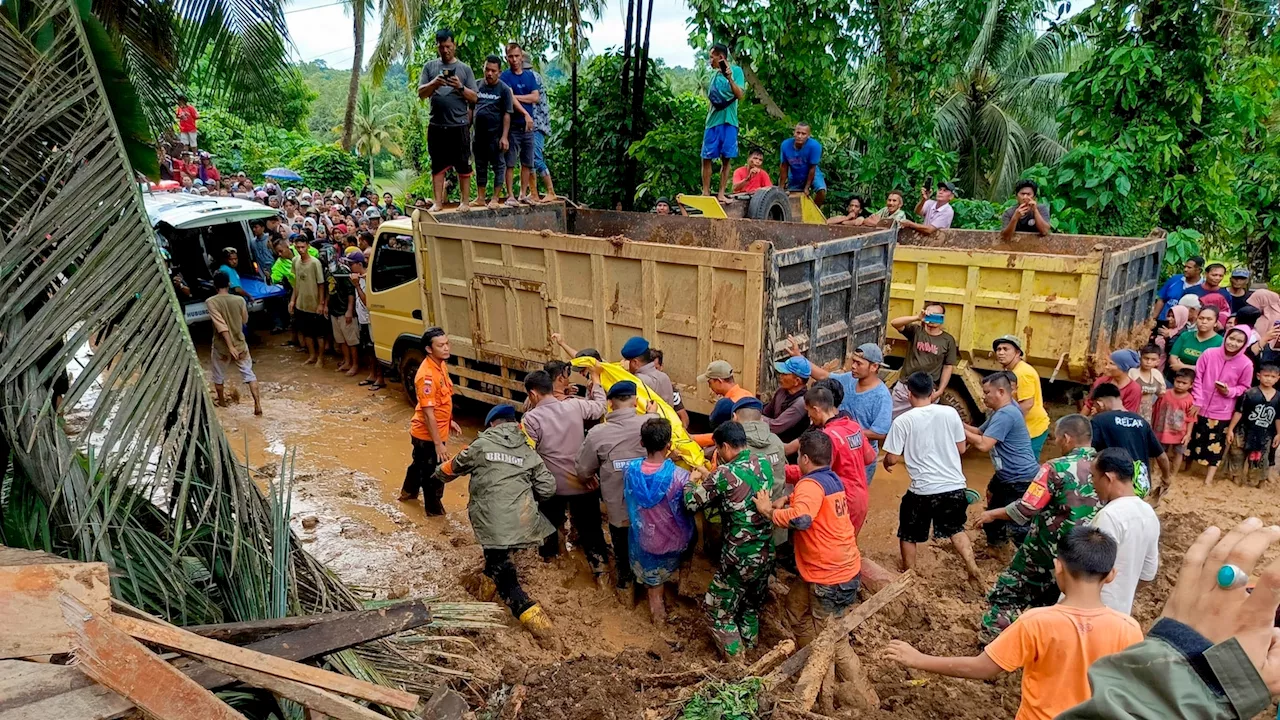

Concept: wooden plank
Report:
left=109, top=614, right=420, bottom=711
left=0, top=548, right=73, bottom=567
left=766, top=570, right=914, bottom=687
left=192, top=656, right=388, bottom=720
left=183, top=612, right=359, bottom=645
left=59, top=596, right=245, bottom=720
left=0, top=660, right=133, bottom=720
left=0, top=562, right=110, bottom=658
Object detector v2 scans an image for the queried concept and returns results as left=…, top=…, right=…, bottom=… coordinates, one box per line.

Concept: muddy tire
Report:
left=939, top=386, right=977, bottom=425
left=398, top=347, right=425, bottom=406
left=746, top=187, right=791, bottom=222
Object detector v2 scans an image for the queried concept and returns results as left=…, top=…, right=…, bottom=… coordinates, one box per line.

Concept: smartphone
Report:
left=718, top=59, right=728, bottom=73
left=442, top=68, right=455, bottom=78
left=924, top=176, right=933, bottom=192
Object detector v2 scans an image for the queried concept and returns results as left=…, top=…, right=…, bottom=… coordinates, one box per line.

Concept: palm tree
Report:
left=931, top=0, right=1090, bottom=199
left=346, top=84, right=404, bottom=181
left=340, top=0, right=372, bottom=151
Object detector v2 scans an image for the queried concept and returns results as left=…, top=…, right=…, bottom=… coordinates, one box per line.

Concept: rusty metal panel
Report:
left=1091, top=235, right=1167, bottom=356
left=764, top=227, right=897, bottom=393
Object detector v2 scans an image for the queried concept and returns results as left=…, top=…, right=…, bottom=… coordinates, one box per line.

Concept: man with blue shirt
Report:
left=963, top=371, right=1041, bottom=548
left=701, top=43, right=745, bottom=203
left=778, top=123, right=825, bottom=206
left=1151, top=256, right=1205, bottom=322
left=501, top=41, right=539, bottom=205
left=789, top=341, right=892, bottom=484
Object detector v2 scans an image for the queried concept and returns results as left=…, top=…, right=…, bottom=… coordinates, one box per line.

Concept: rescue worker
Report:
left=575, top=380, right=650, bottom=603
left=433, top=404, right=558, bottom=645
left=621, top=335, right=690, bottom=428
left=733, top=398, right=788, bottom=550
left=684, top=422, right=776, bottom=657
left=401, top=328, right=461, bottom=516
left=693, top=360, right=755, bottom=446
left=973, top=413, right=1102, bottom=640
left=789, top=384, right=875, bottom=534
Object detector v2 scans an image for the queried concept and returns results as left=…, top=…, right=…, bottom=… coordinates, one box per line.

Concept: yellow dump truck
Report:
left=363, top=203, right=897, bottom=414
left=879, top=227, right=1167, bottom=422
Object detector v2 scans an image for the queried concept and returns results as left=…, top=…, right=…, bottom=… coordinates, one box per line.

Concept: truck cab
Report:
left=365, top=217, right=424, bottom=395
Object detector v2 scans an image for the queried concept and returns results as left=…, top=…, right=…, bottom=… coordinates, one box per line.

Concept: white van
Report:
left=143, top=193, right=286, bottom=325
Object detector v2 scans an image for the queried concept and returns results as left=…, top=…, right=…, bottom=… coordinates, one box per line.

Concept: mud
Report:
left=211, top=340, right=1280, bottom=719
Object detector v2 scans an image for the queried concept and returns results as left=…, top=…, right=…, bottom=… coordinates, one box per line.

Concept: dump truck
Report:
left=363, top=203, right=897, bottom=415
left=864, top=226, right=1166, bottom=423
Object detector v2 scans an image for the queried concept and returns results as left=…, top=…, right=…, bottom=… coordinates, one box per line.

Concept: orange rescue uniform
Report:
left=770, top=466, right=860, bottom=585
left=411, top=356, right=454, bottom=442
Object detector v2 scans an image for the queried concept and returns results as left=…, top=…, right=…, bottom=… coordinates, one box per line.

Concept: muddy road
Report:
left=209, top=340, right=1280, bottom=719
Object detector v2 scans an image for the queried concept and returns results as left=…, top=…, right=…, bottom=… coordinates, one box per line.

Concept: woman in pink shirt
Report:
left=1190, top=325, right=1254, bottom=485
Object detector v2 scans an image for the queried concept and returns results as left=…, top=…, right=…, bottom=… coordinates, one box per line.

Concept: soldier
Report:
left=973, top=414, right=1102, bottom=640
left=684, top=421, right=776, bottom=657
left=733, top=397, right=789, bottom=552
left=433, top=404, right=559, bottom=646
left=575, top=380, right=649, bottom=604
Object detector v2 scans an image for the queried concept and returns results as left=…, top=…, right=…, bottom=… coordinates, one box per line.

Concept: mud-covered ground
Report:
left=209, top=338, right=1280, bottom=719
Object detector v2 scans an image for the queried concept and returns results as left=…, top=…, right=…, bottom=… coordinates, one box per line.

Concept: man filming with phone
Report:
left=418, top=28, right=479, bottom=213
left=901, top=180, right=956, bottom=236
left=999, top=179, right=1052, bottom=240
left=700, top=43, right=746, bottom=203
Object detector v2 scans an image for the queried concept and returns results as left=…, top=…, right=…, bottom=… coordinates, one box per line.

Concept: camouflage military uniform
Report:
left=981, top=446, right=1101, bottom=641
left=684, top=449, right=776, bottom=657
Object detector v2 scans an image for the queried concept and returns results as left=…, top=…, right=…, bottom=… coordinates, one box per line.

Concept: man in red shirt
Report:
left=176, top=94, right=199, bottom=150
left=785, top=384, right=875, bottom=534
left=400, top=328, right=461, bottom=515
left=755, top=430, right=879, bottom=709
left=731, top=147, right=772, bottom=193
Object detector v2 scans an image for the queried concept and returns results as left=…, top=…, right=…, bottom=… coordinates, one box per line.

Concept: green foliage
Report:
left=198, top=107, right=316, bottom=178
left=290, top=143, right=364, bottom=189
left=680, top=678, right=764, bottom=720
left=1165, top=228, right=1205, bottom=274
left=952, top=199, right=1009, bottom=231
left=628, top=93, right=707, bottom=204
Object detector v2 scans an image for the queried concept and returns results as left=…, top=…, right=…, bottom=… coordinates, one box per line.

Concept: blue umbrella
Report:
left=263, top=167, right=303, bottom=182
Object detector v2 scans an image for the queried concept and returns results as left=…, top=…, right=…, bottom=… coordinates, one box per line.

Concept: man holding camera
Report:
left=1000, top=179, right=1052, bottom=240
left=418, top=28, right=479, bottom=213
left=701, top=43, right=745, bottom=203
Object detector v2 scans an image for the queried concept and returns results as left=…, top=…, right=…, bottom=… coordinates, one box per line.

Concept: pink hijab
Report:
left=1249, top=289, right=1280, bottom=339
left=1168, top=304, right=1191, bottom=335
left=1200, top=293, right=1231, bottom=328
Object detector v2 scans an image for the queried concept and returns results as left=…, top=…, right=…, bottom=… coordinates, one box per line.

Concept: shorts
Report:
left=897, top=489, right=968, bottom=543
left=505, top=128, right=535, bottom=170
left=428, top=125, right=472, bottom=176
left=295, top=310, right=326, bottom=339
left=359, top=322, right=373, bottom=351
left=701, top=123, right=739, bottom=160
left=331, top=314, right=359, bottom=345
left=472, top=129, right=506, bottom=187
left=211, top=349, right=255, bottom=384
left=179, top=131, right=198, bottom=146
left=785, top=166, right=826, bottom=192
left=532, top=130, right=549, bottom=174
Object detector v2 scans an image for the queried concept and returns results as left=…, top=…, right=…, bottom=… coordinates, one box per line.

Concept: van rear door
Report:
left=367, top=229, right=424, bottom=364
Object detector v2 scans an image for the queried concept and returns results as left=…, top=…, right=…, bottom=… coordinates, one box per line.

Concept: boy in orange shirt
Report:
left=753, top=430, right=878, bottom=709
left=886, top=525, right=1143, bottom=720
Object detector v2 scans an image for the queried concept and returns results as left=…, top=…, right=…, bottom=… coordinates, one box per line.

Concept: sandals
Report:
left=369, top=382, right=385, bottom=391
left=358, top=379, right=374, bottom=386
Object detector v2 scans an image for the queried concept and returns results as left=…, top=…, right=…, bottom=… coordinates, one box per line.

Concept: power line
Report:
left=284, top=1, right=345, bottom=14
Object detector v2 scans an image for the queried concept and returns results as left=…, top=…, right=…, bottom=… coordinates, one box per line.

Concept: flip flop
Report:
left=358, top=379, right=374, bottom=386
left=369, top=383, right=385, bottom=390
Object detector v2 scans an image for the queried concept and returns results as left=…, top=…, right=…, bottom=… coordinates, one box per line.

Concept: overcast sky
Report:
left=284, top=0, right=700, bottom=70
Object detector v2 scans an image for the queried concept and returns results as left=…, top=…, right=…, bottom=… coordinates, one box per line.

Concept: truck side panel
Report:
left=419, top=222, right=766, bottom=414
left=888, top=246, right=1105, bottom=381
left=765, top=227, right=896, bottom=384
left=1090, top=236, right=1166, bottom=356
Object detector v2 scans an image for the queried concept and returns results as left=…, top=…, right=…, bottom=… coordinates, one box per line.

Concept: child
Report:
left=1130, top=344, right=1165, bottom=422
left=887, top=526, right=1143, bottom=720
left=1150, top=368, right=1195, bottom=492
left=1226, top=364, right=1280, bottom=487
left=623, top=417, right=694, bottom=625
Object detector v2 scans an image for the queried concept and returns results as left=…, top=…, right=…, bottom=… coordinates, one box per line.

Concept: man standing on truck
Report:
left=888, top=304, right=958, bottom=418
left=701, top=43, right=746, bottom=204
left=999, top=180, right=1051, bottom=240
left=470, top=55, right=512, bottom=209
left=501, top=42, right=539, bottom=205
left=418, top=28, right=479, bottom=213
left=400, top=327, right=462, bottom=516
left=901, top=182, right=956, bottom=235
left=778, top=123, right=826, bottom=207
left=993, top=335, right=1051, bottom=460
left=964, top=371, right=1044, bottom=549
left=791, top=340, right=893, bottom=485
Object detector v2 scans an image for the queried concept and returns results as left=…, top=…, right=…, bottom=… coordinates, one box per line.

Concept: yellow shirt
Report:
left=1013, top=360, right=1050, bottom=438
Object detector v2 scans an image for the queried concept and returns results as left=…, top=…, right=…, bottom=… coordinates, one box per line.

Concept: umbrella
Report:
left=263, top=167, right=303, bottom=182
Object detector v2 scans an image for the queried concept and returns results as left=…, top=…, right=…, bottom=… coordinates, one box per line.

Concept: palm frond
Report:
left=933, top=89, right=973, bottom=151
left=974, top=99, right=1028, bottom=199
left=964, top=0, right=1008, bottom=74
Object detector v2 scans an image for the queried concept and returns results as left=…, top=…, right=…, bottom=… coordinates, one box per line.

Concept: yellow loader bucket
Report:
left=674, top=193, right=728, bottom=219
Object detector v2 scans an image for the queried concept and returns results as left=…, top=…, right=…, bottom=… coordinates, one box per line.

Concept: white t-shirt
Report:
left=882, top=404, right=967, bottom=495
left=922, top=199, right=954, bottom=230
left=1091, top=495, right=1160, bottom=614
left=355, top=276, right=370, bottom=324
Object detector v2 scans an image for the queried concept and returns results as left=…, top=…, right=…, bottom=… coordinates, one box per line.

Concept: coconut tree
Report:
left=347, top=84, right=404, bottom=182
left=931, top=0, right=1090, bottom=199
left=339, top=0, right=372, bottom=151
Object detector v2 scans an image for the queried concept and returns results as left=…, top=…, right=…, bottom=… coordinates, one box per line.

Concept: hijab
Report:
left=1168, top=304, right=1191, bottom=335
left=1111, top=349, right=1141, bottom=373
left=1249, top=289, right=1280, bottom=340
left=1224, top=325, right=1250, bottom=356
left=1200, top=293, right=1231, bottom=327
left=1178, top=294, right=1203, bottom=310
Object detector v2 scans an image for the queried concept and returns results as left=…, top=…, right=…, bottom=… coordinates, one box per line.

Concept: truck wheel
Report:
left=398, top=348, right=425, bottom=405
left=939, top=387, right=976, bottom=426
left=746, top=187, right=791, bottom=222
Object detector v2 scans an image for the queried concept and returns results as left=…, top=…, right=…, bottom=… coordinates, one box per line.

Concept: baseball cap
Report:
left=1231, top=268, right=1251, bottom=279
left=992, top=334, right=1023, bottom=354
left=347, top=250, right=366, bottom=265
left=484, top=404, right=516, bottom=426
left=774, top=356, right=811, bottom=379
left=939, top=181, right=959, bottom=194
left=607, top=381, right=637, bottom=400
left=855, top=342, right=884, bottom=364
left=697, top=360, right=734, bottom=383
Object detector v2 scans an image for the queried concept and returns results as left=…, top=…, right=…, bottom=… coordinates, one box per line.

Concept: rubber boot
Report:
left=518, top=604, right=560, bottom=652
